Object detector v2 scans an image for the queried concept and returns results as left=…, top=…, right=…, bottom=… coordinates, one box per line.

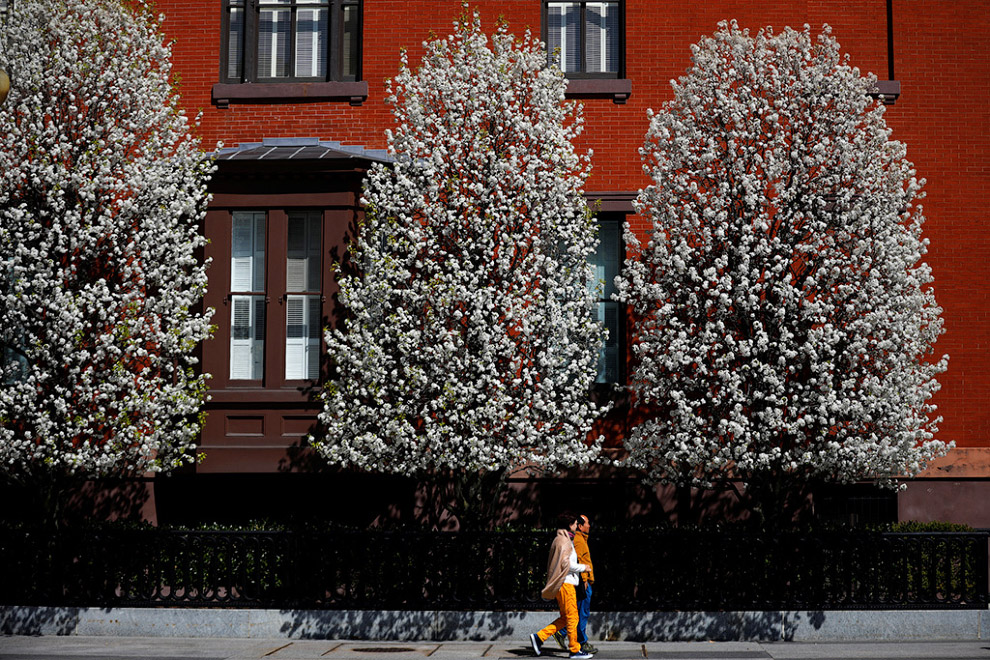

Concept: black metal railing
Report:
left=0, top=528, right=985, bottom=610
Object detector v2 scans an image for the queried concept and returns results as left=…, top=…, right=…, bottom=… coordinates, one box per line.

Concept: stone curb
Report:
left=2, top=606, right=988, bottom=641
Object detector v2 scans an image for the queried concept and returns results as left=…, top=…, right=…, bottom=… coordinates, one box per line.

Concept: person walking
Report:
left=552, top=513, right=597, bottom=654
left=529, top=513, right=593, bottom=659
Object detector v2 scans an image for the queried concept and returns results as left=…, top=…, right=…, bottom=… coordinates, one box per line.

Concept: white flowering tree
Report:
left=0, top=0, right=213, bottom=517
left=314, top=11, right=608, bottom=523
left=616, top=21, right=950, bottom=526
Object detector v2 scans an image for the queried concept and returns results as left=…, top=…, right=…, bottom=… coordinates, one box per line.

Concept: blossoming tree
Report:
left=0, top=0, right=213, bottom=512
left=615, top=21, right=950, bottom=525
left=314, top=11, right=608, bottom=521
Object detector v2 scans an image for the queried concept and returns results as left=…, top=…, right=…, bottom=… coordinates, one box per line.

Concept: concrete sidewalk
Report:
left=3, top=636, right=990, bottom=659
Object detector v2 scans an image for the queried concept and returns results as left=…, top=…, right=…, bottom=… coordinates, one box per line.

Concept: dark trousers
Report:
left=577, top=581, right=592, bottom=644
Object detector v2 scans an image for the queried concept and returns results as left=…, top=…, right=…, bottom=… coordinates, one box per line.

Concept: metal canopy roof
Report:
left=214, top=137, right=392, bottom=164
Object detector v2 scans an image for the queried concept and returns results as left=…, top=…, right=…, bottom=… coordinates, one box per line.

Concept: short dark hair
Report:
left=557, top=511, right=580, bottom=530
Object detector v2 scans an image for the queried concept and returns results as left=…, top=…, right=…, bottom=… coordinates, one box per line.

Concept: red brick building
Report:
left=151, top=0, right=990, bottom=527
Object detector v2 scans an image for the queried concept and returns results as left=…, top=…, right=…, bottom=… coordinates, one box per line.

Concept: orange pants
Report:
left=536, top=582, right=580, bottom=653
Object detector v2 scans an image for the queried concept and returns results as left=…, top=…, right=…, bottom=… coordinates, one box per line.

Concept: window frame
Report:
left=220, top=0, right=362, bottom=85
left=542, top=0, right=625, bottom=80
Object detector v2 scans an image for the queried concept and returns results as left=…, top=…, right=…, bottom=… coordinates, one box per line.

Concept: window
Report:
left=226, top=209, right=325, bottom=384
left=222, top=0, right=361, bottom=83
left=589, top=217, right=623, bottom=384
left=1, top=256, right=27, bottom=384
left=2, top=344, right=28, bottom=384
left=544, top=1, right=623, bottom=78
left=229, top=212, right=267, bottom=380
left=284, top=211, right=322, bottom=380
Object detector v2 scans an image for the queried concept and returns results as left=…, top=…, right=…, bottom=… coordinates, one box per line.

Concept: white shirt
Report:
left=564, top=545, right=588, bottom=586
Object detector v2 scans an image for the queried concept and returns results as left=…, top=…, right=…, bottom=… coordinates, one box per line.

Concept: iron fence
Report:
left=0, top=528, right=985, bottom=610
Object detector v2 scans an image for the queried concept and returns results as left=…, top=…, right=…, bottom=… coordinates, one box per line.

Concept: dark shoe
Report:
left=529, top=633, right=543, bottom=656
left=552, top=630, right=568, bottom=650
left=581, top=643, right=599, bottom=654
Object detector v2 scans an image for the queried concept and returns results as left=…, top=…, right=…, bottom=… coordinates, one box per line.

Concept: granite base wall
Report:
left=3, top=607, right=988, bottom=641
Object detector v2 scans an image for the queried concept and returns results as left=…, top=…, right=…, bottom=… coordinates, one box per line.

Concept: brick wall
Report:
left=159, top=0, right=990, bottom=457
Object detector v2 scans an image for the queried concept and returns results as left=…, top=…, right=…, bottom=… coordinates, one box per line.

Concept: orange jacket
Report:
left=573, top=531, right=594, bottom=583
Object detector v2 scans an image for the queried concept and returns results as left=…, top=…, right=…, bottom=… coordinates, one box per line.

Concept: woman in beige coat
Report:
left=528, top=513, right=592, bottom=659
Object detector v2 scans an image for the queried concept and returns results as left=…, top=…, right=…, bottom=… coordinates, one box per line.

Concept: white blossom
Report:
left=0, top=0, right=214, bottom=480
left=313, top=10, right=608, bottom=475
left=616, top=22, right=950, bottom=496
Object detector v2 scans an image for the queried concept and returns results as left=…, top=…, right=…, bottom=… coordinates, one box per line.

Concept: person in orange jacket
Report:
left=553, top=513, right=597, bottom=655
left=528, top=512, right=593, bottom=659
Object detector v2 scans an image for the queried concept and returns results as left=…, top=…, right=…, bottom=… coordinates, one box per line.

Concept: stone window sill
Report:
left=870, top=80, right=900, bottom=105
left=565, top=78, right=632, bottom=104
left=212, top=81, right=369, bottom=109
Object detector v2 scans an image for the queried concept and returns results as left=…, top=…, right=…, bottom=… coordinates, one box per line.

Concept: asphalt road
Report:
left=2, top=637, right=990, bottom=660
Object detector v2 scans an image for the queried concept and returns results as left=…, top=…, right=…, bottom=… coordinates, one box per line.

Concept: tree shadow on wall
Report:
left=275, top=608, right=828, bottom=642
left=274, top=201, right=358, bottom=474
left=278, top=609, right=543, bottom=642
left=279, top=610, right=436, bottom=641
left=275, top=450, right=545, bottom=530
left=64, top=478, right=153, bottom=524
left=0, top=606, right=84, bottom=636
left=0, top=476, right=151, bottom=526
left=604, top=609, right=826, bottom=642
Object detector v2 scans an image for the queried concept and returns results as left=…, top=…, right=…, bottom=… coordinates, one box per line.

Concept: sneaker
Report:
left=552, top=630, right=568, bottom=650
left=568, top=652, right=594, bottom=659
left=529, top=633, right=543, bottom=656
left=581, top=643, right=599, bottom=654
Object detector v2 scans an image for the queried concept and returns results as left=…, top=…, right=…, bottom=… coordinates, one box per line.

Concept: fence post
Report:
left=979, top=532, right=990, bottom=607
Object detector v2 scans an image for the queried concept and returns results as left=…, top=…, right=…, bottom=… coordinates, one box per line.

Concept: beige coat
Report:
left=540, top=529, right=576, bottom=600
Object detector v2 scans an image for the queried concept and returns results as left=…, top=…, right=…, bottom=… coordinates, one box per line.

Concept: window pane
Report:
left=590, top=219, right=621, bottom=299
left=286, top=211, right=322, bottom=292
left=258, top=7, right=291, bottom=78
left=586, top=3, right=620, bottom=74
left=341, top=3, right=360, bottom=80
left=231, top=212, right=265, bottom=292
left=602, top=2, right=620, bottom=73
left=547, top=3, right=581, bottom=73
left=285, top=295, right=321, bottom=380
left=230, top=295, right=266, bottom=380
left=596, top=301, right=620, bottom=384
left=2, top=345, right=28, bottom=385
left=227, top=5, right=245, bottom=80
left=586, top=3, right=603, bottom=73
left=295, top=8, right=328, bottom=78
left=589, top=219, right=622, bottom=384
